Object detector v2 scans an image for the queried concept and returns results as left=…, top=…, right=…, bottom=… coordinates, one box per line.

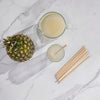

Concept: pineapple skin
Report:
left=3, top=34, right=35, bottom=62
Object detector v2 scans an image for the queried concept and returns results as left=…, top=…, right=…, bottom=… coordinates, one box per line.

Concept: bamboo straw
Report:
left=54, top=44, right=67, bottom=55
left=58, top=56, right=90, bottom=83
left=56, top=49, right=89, bottom=80
left=56, top=46, right=85, bottom=77
left=57, top=51, right=89, bottom=80
left=56, top=46, right=87, bottom=79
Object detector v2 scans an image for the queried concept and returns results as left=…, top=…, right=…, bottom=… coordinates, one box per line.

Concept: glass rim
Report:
left=38, top=12, right=66, bottom=39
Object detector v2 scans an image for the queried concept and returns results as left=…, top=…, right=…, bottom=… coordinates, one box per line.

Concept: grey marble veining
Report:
left=0, top=0, right=55, bottom=84
left=52, top=69, right=100, bottom=100
left=8, top=53, right=51, bottom=84
left=0, top=0, right=100, bottom=100
left=1, top=0, right=56, bottom=39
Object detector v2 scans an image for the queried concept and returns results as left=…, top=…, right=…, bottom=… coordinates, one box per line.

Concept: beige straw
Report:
left=56, top=50, right=89, bottom=80
left=54, top=44, right=67, bottom=55
left=56, top=46, right=90, bottom=83
left=58, top=56, right=90, bottom=83
left=56, top=46, right=87, bottom=79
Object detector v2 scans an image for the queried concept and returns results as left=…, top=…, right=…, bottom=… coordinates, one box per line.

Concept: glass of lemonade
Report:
left=39, top=12, right=66, bottom=38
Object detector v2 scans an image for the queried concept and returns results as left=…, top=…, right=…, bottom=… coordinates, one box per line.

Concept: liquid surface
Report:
left=47, top=44, right=65, bottom=62
left=39, top=12, right=66, bottom=38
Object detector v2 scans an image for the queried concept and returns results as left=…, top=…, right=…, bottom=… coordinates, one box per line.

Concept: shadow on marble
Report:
left=0, top=25, right=53, bottom=84
left=0, top=0, right=57, bottom=85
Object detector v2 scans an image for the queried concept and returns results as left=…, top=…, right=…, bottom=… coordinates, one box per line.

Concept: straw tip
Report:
left=65, top=44, right=67, bottom=47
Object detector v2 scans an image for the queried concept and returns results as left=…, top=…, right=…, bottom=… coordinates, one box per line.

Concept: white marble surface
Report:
left=0, top=0, right=100, bottom=100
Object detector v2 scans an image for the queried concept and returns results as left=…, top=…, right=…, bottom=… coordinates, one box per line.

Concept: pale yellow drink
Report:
left=39, top=12, right=66, bottom=38
left=47, top=44, right=65, bottom=62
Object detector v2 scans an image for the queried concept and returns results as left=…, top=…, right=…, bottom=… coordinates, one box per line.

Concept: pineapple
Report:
left=3, top=34, right=35, bottom=62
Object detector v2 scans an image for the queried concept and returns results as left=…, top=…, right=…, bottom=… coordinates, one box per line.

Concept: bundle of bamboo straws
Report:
left=56, top=46, right=90, bottom=83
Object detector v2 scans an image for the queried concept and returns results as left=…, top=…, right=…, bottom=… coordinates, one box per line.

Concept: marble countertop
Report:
left=0, top=0, right=100, bottom=100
